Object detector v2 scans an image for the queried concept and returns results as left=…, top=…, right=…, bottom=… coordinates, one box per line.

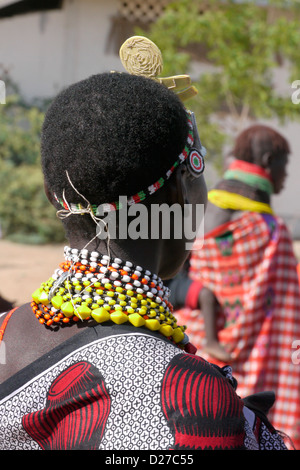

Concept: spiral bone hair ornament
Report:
left=119, top=35, right=163, bottom=78
left=119, top=36, right=198, bottom=102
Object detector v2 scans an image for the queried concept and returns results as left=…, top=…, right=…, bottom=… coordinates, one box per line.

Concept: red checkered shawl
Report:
left=176, top=212, right=300, bottom=448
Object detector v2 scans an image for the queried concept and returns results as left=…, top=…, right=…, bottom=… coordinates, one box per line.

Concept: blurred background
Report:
left=0, top=0, right=299, bottom=306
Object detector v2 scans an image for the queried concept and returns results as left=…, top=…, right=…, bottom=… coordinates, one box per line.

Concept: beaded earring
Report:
left=187, top=148, right=205, bottom=178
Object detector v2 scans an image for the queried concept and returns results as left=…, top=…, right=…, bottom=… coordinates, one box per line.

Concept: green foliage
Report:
left=0, top=95, right=43, bottom=166
left=0, top=161, right=65, bottom=244
left=141, top=0, right=300, bottom=168
left=0, top=86, right=65, bottom=244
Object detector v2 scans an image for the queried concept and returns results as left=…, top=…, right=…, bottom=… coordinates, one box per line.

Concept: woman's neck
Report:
left=67, top=235, right=162, bottom=276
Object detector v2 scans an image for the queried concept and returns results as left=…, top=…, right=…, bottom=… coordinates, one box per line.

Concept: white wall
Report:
left=0, top=0, right=122, bottom=99
left=270, top=119, right=300, bottom=237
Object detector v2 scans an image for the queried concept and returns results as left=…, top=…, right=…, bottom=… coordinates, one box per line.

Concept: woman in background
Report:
left=174, top=125, right=300, bottom=449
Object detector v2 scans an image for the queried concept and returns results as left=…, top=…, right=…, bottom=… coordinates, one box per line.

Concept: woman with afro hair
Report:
left=0, top=69, right=288, bottom=451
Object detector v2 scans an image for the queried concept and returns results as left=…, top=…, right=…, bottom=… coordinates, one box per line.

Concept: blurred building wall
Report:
left=0, top=0, right=123, bottom=99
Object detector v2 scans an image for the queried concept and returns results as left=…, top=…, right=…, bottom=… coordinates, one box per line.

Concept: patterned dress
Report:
left=0, top=317, right=287, bottom=450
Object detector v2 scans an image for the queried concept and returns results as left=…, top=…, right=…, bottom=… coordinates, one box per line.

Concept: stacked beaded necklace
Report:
left=31, top=247, right=190, bottom=349
left=208, top=159, right=274, bottom=215
left=224, top=159, right=274, bottom=195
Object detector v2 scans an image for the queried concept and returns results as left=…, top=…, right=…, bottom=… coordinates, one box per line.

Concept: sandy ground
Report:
left=0, top=240, right=65, bottom=306
left=1, top=239, right=300, bottom=307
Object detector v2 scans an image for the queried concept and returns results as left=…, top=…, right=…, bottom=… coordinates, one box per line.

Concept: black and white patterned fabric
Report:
left=0, top=326, right=287, bottom=450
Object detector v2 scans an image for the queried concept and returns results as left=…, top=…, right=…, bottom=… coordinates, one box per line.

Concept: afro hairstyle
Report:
left=232, top=125, right=290, bottom=163
left=41, top=72, right=189, bottom=209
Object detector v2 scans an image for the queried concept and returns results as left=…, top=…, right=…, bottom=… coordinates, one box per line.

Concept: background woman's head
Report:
left=232, top=124, right=290, bottom=193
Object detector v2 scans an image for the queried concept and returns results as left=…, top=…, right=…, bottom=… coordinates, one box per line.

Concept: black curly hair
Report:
left=42, top=71, right=189, bottom=202
left=41, top=72, right=189, bottom=239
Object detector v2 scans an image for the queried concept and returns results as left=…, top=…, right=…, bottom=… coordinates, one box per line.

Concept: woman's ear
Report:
left=178, top=165, right=208, bottom=208
left=175, top=165, right=189, bottom=206
left=261, top=152, right=272, bottom=170
left=155, top=164, right=188, bottom=207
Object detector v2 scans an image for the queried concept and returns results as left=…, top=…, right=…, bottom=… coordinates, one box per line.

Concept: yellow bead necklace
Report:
left=31, top=247, right=189, bottom=348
